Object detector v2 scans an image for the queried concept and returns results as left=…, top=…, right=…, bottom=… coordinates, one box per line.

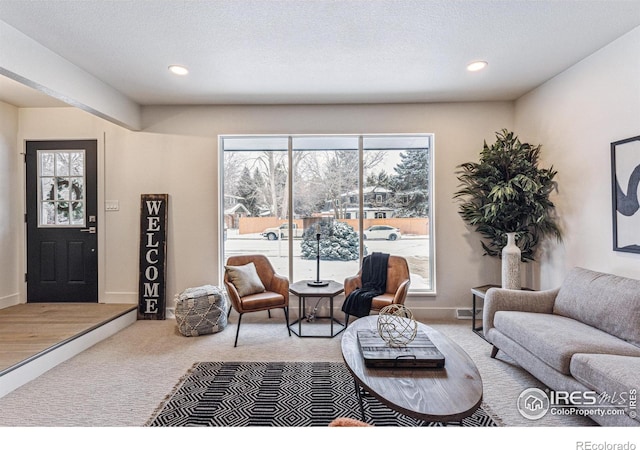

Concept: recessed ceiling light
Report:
left=467, top=61, right=488, bottom=72
left=168, top=65, right=189, bottom=75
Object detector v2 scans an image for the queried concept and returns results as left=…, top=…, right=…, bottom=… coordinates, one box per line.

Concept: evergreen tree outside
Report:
left=251, top=168, right=267, bottom=214
left=301, top=221, right=360, bottom=261
left=235, top=167, right=261, bottom=216
left=391, top=149, right=430, bottom=217
left=366, top=170, right=392, bottom=190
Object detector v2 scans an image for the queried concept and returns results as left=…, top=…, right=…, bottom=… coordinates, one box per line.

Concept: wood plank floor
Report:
left=0, top=303, right=136, bottom=374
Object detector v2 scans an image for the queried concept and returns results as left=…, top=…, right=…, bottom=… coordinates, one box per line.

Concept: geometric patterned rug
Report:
left=146, top=361, right=499, bottom=427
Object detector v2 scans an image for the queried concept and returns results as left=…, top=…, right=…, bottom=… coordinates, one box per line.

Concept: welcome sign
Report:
left=138, top=194, right=168, bottom=320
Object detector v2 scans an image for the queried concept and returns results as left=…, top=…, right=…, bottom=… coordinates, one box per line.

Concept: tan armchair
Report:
left=224, top=254, right=290, bottom=347
left=343, top=255, right=411, bottom=324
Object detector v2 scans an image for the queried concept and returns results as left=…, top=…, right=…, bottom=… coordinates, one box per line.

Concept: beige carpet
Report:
left=0, top=311, right=595, bottom=427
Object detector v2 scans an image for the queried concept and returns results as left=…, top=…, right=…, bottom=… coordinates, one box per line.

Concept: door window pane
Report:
left=42, top=202, right=55, bottom=225
left=71, top=202, right=84, bottom=225
left=70, top=152, right=84, bottom=175
left=57, top=203, right=70, bottom=225
left=40, top=153, right=54, bottom=176
left=42, top=177, right=55, bottom=200
left=38, top=150, right=86, bottom=227
left=56, top=153, right=70, bottom=176
left=71, top=178, right=84, bottom=200
left=56, top=178, right=70, bottom=200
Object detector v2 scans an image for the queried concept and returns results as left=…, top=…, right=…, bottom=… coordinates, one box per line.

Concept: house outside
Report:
left=224, top=195, right=251, bottom=229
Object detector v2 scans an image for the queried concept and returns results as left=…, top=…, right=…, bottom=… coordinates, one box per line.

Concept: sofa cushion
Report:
left=570, top=354, right=640, bottom=422
left=553, top=267, right=640, bottom=347
left=493, top=311, right=640, bottom=374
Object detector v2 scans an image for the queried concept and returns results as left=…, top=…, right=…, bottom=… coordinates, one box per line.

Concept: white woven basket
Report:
left=174, top=285, right=229, bottom=337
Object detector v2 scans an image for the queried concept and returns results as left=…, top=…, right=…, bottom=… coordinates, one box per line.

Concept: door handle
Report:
left=80, top=226, right=96, bottom=234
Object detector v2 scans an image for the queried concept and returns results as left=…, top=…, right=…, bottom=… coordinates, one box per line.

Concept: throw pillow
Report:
left=225, top=262, right=266, bottom=297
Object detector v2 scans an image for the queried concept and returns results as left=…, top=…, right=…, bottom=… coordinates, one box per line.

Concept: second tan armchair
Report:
left=343, top=255, right=411, bottom=324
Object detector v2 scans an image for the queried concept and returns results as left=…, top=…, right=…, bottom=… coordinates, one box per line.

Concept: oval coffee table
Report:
left=341, top=315, right=483, bottom=424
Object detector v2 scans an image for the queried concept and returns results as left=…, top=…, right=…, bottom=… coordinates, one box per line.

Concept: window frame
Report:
left=219, top=133, right=436, bottom=295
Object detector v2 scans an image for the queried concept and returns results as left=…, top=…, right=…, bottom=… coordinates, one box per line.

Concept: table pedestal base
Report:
left=288, top=280, right=345, bottom=338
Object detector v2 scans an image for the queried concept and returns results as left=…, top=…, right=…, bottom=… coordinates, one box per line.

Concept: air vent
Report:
left=456, top=308, right=480, bottom=320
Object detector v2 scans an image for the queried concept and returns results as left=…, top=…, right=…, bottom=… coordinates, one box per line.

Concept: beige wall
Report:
left=141, top=102, right=514, bottom=319
left=15, top=108, right=219, bottom=306
left=0, top=101, right=19, bottom=308
left=10, top=102, right=514, bottom=319
left=515, top=25, right=640, bottom=289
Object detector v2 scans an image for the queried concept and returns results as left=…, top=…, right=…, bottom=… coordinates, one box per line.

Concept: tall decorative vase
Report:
left=501, top=232, right=521, bottom=290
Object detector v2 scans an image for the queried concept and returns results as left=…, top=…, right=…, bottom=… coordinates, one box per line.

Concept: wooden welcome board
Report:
left=138, top=194, right=168, bottom=320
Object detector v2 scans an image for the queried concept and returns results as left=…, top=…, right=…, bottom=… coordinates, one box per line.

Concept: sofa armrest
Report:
left=482, top=287, right=559, bottom=336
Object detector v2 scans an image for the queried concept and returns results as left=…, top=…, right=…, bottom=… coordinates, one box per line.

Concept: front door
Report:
left=26, top=140, right=98, bottom=302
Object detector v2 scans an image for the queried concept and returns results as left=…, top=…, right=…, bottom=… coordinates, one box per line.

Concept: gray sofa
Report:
left=483, top=266, right=640, bottom=426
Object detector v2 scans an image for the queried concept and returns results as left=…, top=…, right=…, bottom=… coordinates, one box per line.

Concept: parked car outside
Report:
left=261, top=223, right=304, bottom=240
left=363, top=225, right=401, bottom=240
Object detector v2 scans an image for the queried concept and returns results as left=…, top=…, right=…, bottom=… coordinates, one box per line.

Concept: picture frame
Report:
left=611, top=135, right=640, bottom=253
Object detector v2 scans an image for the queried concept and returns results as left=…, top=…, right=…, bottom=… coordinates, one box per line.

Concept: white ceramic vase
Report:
left=501, top=232, right=521, bottom=290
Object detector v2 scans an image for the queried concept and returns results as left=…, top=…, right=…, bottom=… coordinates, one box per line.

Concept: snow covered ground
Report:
left=224, top=230, right=431, bottom=290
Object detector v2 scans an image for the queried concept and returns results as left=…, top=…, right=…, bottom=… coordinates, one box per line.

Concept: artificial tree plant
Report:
left=454, top=129, right=562, bottom=262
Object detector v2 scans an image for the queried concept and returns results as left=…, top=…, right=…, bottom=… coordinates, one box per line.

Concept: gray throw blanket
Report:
left=341, top=252, right=389, bottom=318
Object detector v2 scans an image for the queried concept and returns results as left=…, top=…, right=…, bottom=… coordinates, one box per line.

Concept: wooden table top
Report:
left=471, top=285, right=535, bottom=297
left=341, top=315, right=483, bottom=423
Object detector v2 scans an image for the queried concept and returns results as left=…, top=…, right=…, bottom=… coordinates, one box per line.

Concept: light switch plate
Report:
left=105, top=200, right=119, bottom=211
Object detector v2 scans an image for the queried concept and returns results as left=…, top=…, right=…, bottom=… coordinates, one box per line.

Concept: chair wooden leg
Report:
left=268, top=309, right=272, bottom=318
left=344, top=313, right=350, bottom=327
left=490, top=345, right=499, bottom=358
left=234, top=313, right=243, bottom=347
left=283, top=307, right=291, bottom=336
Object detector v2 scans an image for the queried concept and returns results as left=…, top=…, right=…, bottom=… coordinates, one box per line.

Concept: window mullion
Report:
left=288, top=136, right=294, bottom=282
left=358, top=135, right=364, bottom=263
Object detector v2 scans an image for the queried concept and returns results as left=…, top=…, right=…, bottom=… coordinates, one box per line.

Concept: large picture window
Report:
left=220, top=134, right=434, bottom=293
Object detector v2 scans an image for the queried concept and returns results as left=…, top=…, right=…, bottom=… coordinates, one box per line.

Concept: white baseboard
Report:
left=102, top=291, right=138, bottom=303
left=0, top=293, right=21, bottom=310
left=289, top=304, right=462, bottom=322
left=0, top=309, right=137, bottom=399
left=102, top=293, right=175, bottom=318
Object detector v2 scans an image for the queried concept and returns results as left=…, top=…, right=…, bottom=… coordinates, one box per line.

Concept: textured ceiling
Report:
left=1, top=0, right=640, bottom=107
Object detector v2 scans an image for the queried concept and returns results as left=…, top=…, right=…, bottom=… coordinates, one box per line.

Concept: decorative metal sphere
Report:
left=376, top=304, right=418, bottom=347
